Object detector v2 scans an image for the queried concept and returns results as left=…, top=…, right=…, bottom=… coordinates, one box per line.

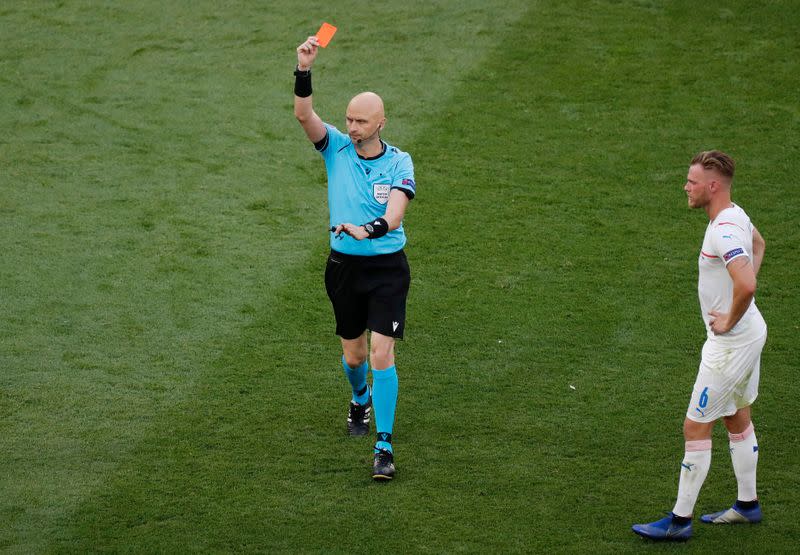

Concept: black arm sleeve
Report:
left=391, top=186, right=415, bottom=200
left=362, top=217, right=389, bottom=239
left=314, top=131, right=329, bottom=152
left=294, top=66, right=312, bottom=97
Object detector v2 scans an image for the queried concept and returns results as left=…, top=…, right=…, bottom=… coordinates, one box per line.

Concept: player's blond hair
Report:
left=691, top=150, right=735, bottom=180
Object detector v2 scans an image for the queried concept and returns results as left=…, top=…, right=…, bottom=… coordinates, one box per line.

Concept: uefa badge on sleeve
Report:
left=373, top=183, right=390, bottom=204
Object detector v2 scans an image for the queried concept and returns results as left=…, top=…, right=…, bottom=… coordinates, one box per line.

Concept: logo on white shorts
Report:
left=392, top=321, right=399, bottom=332
left=373, top=183, right=390, bottom=204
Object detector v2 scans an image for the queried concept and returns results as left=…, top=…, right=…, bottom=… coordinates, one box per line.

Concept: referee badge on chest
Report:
left=373, top=183, right=391, bottom=204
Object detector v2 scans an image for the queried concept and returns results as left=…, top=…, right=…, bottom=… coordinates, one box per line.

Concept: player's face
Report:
left=684, top=164, right=711, bottom=208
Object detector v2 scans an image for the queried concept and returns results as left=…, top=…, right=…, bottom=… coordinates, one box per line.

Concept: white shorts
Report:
left=686, top=333, right=767, bottom=423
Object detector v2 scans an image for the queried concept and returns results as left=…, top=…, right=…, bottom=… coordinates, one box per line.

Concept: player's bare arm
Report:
left=294, top=36, right=326, bottom=143
left=751, top=226, right=765, bottom=277
left=708, top=257, right=757, bottom=334
left=333, top=190, right=410, bottom=241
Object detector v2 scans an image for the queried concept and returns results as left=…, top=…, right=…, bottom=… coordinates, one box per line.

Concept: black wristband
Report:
left=294, top=66, right=312, bottom=97
left=362, top=217, right=389, bottom=239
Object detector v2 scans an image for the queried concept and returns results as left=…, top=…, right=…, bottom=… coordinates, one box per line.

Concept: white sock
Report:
left=672, top=439, right=712, bottom=518
left=729, top=422, right=758, bottom=502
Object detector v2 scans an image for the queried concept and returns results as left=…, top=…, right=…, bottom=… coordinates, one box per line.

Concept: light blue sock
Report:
left=342, top=357, right=369, bottom=405
left=372, top=365, right=398, bottom=453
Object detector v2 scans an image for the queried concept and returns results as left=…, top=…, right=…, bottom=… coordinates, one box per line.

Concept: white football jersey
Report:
left=697, top=204, right=767, bottom=347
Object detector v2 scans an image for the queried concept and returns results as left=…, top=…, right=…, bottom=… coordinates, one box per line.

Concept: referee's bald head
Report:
left=348, top=92, right=384, bottom=120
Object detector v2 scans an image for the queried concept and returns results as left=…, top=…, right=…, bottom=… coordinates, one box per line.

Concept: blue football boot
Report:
left=701, top=502, right=762, bottom=524
left=632, top=513, right=692, bottom=541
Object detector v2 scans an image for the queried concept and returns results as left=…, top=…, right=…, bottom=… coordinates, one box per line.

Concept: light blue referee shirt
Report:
left=317, top=123, right=416, bottom=256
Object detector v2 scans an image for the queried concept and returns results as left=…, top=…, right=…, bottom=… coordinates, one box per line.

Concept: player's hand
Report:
left=296, top=36, right=319, bottom=70
left=708, top=310, right=733, bottom=334
left=332, top=223, right=369, bottom=241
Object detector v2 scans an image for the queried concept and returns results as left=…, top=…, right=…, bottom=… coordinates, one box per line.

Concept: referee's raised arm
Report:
left=294, top=36, right=326, bottom=144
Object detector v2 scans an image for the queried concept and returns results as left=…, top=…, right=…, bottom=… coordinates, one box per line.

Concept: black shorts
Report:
left=324, top=249, right=411, bottom=340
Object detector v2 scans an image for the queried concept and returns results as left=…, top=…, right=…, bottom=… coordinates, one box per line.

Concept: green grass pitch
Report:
left=1, top=0, right=799, bottom=552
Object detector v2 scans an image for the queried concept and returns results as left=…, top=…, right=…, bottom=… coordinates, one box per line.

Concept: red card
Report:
left=315, top=22, right=337, bottom=48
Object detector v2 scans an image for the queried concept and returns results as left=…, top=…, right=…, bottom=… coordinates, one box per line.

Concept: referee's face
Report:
left=346, top=92, right=385, bottom=145
left=345, top=112, right=376, bottom=143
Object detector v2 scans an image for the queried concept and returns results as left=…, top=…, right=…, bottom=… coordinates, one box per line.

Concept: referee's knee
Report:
left=371, top=355, right=395, bottom=371
left=369, top=342, right=395, bottom=370
left=343, top=354, right=367, bottom=368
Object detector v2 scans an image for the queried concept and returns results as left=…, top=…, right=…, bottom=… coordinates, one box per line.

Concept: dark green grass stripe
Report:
left=397, top=1, right=799, bottom=551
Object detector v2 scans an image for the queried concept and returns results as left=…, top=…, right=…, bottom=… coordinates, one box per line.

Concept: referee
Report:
left=294, top=35, right=416, bottom=480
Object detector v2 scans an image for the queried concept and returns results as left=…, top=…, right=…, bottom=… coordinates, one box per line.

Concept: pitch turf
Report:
left=2, top=0, right=799, bottom=552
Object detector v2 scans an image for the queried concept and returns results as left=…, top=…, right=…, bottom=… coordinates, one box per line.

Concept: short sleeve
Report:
left=710, top=222, right=750, bottom=265
left=318, top=123, right=350, bottom=158
left=390, top=153, right=416, bottom=199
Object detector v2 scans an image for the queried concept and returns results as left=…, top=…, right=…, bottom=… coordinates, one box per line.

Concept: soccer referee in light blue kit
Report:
left=293, top=34, right=416, bottom=480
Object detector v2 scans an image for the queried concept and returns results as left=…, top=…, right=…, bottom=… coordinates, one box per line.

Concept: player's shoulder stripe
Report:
left=716, top=221, right=745, bottom=231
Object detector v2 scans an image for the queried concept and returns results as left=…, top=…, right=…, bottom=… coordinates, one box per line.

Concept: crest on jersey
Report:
left=373, top=183, right=390, bottom=204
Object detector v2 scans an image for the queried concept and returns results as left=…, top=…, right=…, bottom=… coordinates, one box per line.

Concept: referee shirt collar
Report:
left=357, top=140, right=387, bottom=161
